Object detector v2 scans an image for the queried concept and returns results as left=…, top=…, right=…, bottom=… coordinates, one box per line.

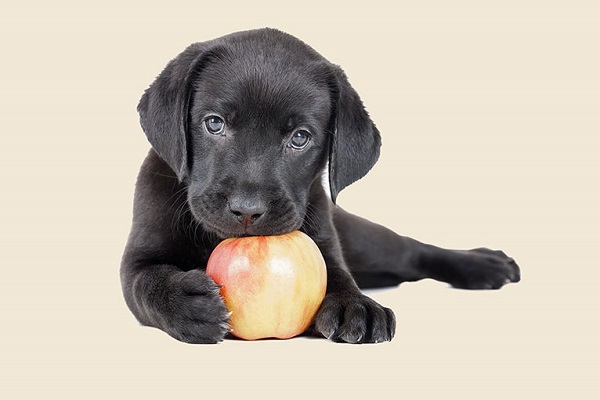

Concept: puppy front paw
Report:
left=161, top=270, right=230, bottom=344
left=313, top=293, right=395, bottom=344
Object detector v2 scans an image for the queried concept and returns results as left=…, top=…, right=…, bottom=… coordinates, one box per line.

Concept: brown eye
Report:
left=289, top=130, right=311, bottom=150
left=204, top=116, right=225, bottom=135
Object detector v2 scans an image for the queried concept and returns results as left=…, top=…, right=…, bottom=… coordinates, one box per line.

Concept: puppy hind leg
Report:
left=332, top=207, right=520, bottom=290
left=332, top=207, right=425, bottom=289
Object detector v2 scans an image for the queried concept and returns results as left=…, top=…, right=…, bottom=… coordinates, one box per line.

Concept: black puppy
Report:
left=121, top=28, right=520, bottom=344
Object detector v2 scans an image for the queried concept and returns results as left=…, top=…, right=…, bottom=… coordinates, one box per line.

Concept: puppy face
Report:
left=186, top=45, right=334, bottom=237
left=138, top=29, right=382, bottom=239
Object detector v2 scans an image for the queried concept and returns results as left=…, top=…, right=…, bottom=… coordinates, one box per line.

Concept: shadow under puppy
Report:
left=121, top=28, right=520, bottom=344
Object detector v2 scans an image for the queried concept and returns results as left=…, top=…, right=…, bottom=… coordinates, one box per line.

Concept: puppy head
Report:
left=138, top=28, right=380, bottom=238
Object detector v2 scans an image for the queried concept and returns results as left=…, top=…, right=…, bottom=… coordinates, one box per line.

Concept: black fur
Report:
left=121, top=28, right=519, bottom=344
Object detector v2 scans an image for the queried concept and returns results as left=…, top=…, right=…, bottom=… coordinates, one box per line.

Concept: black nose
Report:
left=228, top=196, right=267, bottom=227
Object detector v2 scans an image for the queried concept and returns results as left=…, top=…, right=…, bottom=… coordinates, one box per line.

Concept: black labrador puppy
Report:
left=121, top=28, right=520, bottom=344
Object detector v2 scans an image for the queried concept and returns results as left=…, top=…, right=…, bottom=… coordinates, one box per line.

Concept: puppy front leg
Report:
left=314, top=265, right=396, bottom=343
left=120, top=151, right=230, bottom=344
left=120, top=260, right=230, bottom=344
left=304, top=221, right=395, bottom=343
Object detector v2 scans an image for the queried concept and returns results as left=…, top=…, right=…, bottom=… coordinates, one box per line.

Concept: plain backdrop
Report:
left=1, top=1, right=598, bottom=399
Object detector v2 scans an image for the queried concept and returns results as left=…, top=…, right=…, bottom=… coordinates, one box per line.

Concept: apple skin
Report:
left=206, top=230, right=327, bottom=340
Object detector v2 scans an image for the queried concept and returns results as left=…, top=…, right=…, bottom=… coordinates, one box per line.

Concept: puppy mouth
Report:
left=198, top=214, right=302, bottom=239
left=206, top=223, right=299, bottom=239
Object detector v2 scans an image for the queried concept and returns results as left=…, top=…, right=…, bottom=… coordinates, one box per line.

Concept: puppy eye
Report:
left=289, top=130, right=311, bottom=150
left=204, top=116, right=225, bottom=135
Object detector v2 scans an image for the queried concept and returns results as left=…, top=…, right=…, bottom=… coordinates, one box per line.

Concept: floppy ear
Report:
left=137, top=42, right=209, bottom=180
left=328, top=66, right=382, bottom=203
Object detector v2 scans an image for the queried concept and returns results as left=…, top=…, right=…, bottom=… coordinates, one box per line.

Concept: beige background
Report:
left=1, top=0, right=598, bottom=399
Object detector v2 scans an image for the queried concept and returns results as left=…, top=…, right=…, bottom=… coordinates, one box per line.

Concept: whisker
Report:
left=302, top=204, right=320, bottom=235
left=151, top=171, right=179, bottom=180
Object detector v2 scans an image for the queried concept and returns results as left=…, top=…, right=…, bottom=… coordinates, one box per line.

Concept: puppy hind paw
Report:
left=451, top=248, right=521, bottom=290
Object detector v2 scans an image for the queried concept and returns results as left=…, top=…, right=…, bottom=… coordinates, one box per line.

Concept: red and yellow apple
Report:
left=206, top=230, right=327, bottom=340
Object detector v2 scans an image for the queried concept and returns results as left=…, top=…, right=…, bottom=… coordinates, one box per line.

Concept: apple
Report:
left=206, top=230, right=327, bottom=340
